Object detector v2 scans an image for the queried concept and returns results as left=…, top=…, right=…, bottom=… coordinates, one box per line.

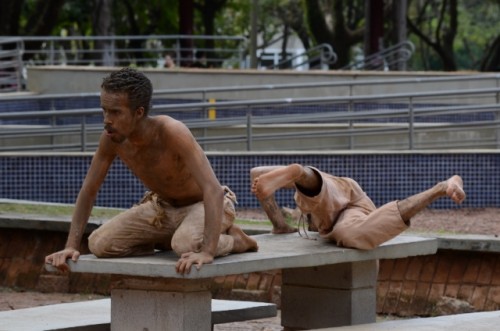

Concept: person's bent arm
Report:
left=173, top=125, right=224, bottom=274
left=45, top=136, right=115, bottom=271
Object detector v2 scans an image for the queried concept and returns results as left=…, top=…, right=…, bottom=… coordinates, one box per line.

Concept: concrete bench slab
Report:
left=311, top=310, right=500, bottom=331
left=55, top=232, right=437, bottom=279
left=0, top=298, right=277, bottom=331
left=44, top=232, right=437, bottom=330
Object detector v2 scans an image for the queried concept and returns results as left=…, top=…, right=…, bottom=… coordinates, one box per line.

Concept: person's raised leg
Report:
left=250, top=166, right=294, bottom=234
left=250, top=164, right=321, bottom=234
left=397, top=175, right=466, bottom=222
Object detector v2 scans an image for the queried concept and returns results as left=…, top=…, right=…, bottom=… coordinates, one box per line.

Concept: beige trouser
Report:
left=88, top=188, right=237, bottom=258
left=295, top=169, right=409, bottom=250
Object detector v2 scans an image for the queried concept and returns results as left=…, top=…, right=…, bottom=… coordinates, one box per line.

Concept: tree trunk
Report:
left=179, top=0, right=194, bottom=66
left=304, top=0, right=364, bottom=69
left=481, top=35, right=500, bottom=72
left=407, top=0, right=457, bottom=71
left=0, top=0, right=24, bottom=36
left=22, top=0, right=66, bottom=61
left=93, top=0, right=114, bottom=66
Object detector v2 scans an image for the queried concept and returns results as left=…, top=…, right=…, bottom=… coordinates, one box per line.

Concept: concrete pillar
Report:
left=110, top=276, right=212, bottom=331
left=281, top=260, right=378, bottom=329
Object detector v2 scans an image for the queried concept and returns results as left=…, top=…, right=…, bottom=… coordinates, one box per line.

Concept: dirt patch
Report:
left=0, top=286, right=106, bottom=311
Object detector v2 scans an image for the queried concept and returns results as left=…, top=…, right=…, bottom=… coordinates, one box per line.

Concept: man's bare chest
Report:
left=119, top=148, right=190, bottom=184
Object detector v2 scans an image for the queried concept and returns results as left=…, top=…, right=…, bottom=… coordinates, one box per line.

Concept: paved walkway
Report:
left=214, top=311, right=282, bottom=330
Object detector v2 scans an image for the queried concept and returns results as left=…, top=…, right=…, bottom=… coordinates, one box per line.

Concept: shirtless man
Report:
left=45, top=67, right=257, bottom=275
left=251, top=164, right=465, bottom=249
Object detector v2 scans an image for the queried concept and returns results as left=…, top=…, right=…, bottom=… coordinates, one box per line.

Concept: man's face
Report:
left=100, top=90, right=139, bottom=143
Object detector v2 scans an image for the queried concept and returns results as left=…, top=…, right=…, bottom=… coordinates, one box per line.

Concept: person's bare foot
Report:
left=228, top=225, right=258, bottom=253
left=446, top=175, right=466, bottom=204
left=252, top=164, right=304, bottom=200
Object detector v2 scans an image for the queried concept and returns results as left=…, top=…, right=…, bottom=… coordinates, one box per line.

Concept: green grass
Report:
left=0, top=202, right=123, bottom=219
left=0, top=202, right=271, bottom=228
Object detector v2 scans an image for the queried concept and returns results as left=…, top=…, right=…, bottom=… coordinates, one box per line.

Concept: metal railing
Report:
left=266, top=43, right=338, bottom=70
left=0, top=38, right=24, bottom=92
left=1, top=35, right=416, bottom=83
left=1, top=80, right=499, bottom=152
left=342, top=41, right=415, bottom=71
left=2, top=72, right=494, bottom=104
left=6, top=35, right=248, bottom=69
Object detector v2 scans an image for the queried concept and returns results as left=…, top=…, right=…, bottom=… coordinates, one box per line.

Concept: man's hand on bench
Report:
left=45, top=247, right=80, bottom=273
left=175, top=251, right=214, bottom=274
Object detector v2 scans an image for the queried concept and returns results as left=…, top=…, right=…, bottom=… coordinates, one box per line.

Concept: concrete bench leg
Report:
left=281, top=260, right=378, bottom=330
left=111, top=276, right=212, bottom=331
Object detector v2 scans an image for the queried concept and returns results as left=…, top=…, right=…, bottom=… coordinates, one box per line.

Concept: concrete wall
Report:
left=26, top=66, right=500, bottom=104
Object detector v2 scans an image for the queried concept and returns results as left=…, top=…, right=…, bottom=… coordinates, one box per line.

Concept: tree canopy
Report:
left=0, top=0, right=498, bottom=71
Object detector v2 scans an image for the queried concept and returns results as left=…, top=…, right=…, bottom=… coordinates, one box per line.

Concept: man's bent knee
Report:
left=89, top=232, right=154, bottom=257
left=88, top=231, right=131, bottom=257
left=88, top=231, right=112, bottom=257
left=171, top=237, right=202, bottom=256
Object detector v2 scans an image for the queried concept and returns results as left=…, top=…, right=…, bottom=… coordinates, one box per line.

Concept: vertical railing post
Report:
left=348, top=84, right=354, bottom=149
left=49, top=40, right=55, bottom=65
left=408, top=96, right=414, bottom=149
left=81, top=117, right=87, bottom=152
left=201, top=93, right=208, bottom=150
left=50, top=101, right=57, bottom=147
left=110, top=38, right=116, bottom=67
left=496, top=75, right=500, bottom=148
left=246, top=107, right=253, bottom=151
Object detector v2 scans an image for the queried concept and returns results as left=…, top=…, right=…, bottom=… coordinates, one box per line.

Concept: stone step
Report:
left=0, top=298, right=277, bottom=331
left=311, top=311, right=500, bottom=331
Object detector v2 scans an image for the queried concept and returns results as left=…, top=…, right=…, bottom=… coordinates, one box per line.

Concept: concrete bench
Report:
left=46, top=232, right=438, bottom=330
left=0, top=298, right=277, bottom=331
left=310, top=310, right=500, bottom=331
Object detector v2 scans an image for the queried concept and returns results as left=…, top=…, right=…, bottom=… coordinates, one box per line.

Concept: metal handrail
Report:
left=2, top=87, right=498, bottom=119
left=1, top=86, right=499, bottom=152
left=1, top=73, right=499, bottom=104
left=0, top=37, right=24, bottom=92
left=342, top=41, right=415, bottom=71
left=5, top=35, right=247, bottom=69
left=266, top=43, right=338, bottom=70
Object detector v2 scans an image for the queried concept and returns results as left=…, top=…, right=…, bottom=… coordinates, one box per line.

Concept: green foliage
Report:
left=407, top=0, right=500, bottom=71
left=112, top=0, right=179, bottom=35
left=8, top=0, right=500, bottom=71
left=454, top=1, right=500, bottom=69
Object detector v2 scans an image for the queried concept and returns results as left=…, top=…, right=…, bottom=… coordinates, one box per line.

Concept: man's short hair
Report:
left=101, top=67, right=153, bottom=114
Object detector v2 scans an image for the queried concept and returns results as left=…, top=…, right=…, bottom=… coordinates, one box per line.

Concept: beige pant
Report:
left=88, top=188, right=237, bottom=258
left=295, top=168, right=409, bottom=250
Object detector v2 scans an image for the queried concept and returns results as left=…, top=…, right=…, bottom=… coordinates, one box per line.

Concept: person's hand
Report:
left=175, top=251, right=214, bottom=275
left=45, top=248, right=80, bottom=273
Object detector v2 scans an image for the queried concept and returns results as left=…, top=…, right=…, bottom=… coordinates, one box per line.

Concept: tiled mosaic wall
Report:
left=0, top=152, right=497, bottom=209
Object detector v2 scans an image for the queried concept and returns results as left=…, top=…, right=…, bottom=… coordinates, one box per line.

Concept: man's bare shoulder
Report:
left=152, top=115, right=189, bottom=132
left=151, top=115, right=195, bottom=145
left=152, top=114, right=180, bottom=125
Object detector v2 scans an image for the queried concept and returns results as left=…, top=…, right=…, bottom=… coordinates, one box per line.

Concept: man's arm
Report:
left=45, top=135, right=115, bottom=271
left=172, top=123, right=224, bottom=274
